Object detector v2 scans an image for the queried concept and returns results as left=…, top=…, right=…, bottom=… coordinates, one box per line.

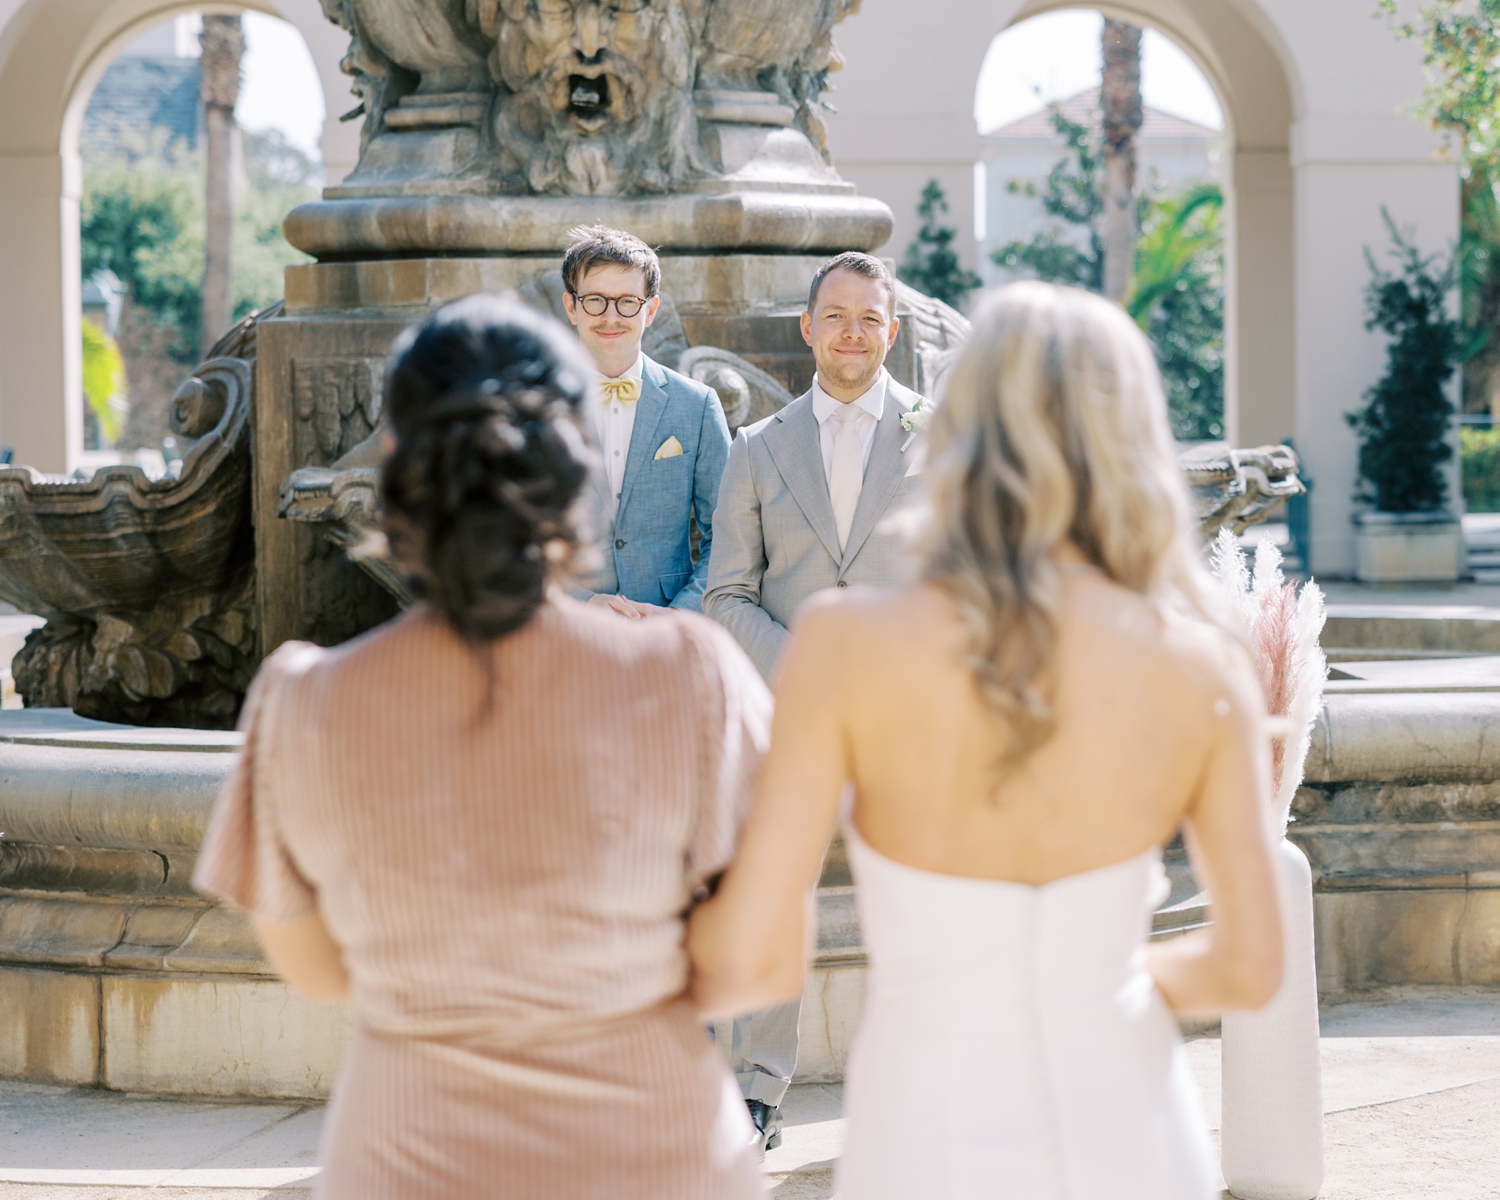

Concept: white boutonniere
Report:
left=900, top=398, right=930, bottom=453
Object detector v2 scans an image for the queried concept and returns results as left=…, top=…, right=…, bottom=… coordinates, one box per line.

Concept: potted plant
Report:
left=1346, top=211, right=1464, bottom=582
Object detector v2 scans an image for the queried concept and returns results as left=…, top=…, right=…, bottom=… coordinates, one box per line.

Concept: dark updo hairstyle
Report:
left=381, top=293, right=597, bottom=642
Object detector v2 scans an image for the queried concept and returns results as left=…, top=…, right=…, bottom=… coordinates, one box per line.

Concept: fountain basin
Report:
left=4, top=679, right=1498, bottom=1096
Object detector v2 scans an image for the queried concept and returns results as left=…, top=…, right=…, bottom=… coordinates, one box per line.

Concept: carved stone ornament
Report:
left=1183, top=442, right=1306, bottom=541
left=287, top=0, right=893, bottom=257
left=0, top=312, right=270, bottom=727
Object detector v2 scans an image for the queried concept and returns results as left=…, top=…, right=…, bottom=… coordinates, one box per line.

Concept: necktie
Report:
left=828, top=403, right=864, bottom=554
left=601, top=377, right=641, bottom=405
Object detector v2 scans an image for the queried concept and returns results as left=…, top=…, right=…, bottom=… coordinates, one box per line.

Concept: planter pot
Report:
left=1352, top=510, right=1463, bottom=583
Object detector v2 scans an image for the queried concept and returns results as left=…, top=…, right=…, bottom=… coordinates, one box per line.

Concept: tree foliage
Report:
left=81, top=321, right=127, bottom=443
left=1128, top=183, right=1225, bottom=441
left=899, top=179, right=983, bottom=310
left=81, top=129, right=317, bottom=368
left=992, top=106, right=1224, bottom=439
left=1378, top=0, right=1500, bottom=410
left=1345, top=210, right=1461, bottom=512
left=993, top=110, right=1105, bottom=292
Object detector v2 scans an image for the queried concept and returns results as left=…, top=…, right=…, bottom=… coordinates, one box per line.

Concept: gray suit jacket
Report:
left=703, top=378, right=925, bottom=681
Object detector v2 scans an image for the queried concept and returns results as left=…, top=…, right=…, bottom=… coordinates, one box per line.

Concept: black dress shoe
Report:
left=745, top=1098, right=784, bottom=1153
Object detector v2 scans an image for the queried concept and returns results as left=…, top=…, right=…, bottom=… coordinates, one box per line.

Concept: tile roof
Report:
left=82, top=57, right=201, bottom=153
left=984, top=87, right=1217, bottom=140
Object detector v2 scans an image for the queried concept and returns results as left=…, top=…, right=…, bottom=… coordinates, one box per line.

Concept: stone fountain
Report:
left=0, top=0, right=1332, bottom=1098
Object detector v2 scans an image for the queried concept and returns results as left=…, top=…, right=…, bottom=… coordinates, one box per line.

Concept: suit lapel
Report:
left=615, top=356, right=670, bottom=522
left=762, top=392, right=842, bottom=565
left=839, top=382, right=916, bottom=570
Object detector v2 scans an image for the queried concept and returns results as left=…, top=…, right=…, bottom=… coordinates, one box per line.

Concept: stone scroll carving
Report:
left=1184, top=442, right=1305, bottom=541
left=0, top=309, right=271, bottom=727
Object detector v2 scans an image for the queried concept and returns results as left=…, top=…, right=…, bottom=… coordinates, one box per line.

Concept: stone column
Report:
left=0, top=151, right=81, bottom=475
left=1225, top=147, right=1295, bottom=449
left=1291, top=117, right=1460, bottom=577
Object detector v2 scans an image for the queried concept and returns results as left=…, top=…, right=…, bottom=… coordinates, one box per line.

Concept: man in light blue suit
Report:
left=562, top=226, right=731, bottom=614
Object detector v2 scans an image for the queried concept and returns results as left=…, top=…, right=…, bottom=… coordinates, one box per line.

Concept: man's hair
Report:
left=807, top=251, right=897, bottom=317
left=561, top=225, right=661, bottom=298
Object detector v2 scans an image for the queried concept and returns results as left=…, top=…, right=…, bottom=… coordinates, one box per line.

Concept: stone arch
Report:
left=831, top=0, right=1296, bottom=447
left=0, top=0, right=356, bottom=474
left=830, top=0, right=1454, bottom=575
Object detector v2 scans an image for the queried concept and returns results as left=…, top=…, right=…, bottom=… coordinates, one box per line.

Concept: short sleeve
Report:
left=192, top=642, right=322, bottom=921
left=680, top=616, right=774, bottom=895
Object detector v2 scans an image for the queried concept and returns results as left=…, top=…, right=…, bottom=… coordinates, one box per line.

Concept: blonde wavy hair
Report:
left=921, top=281, right=1229, bottom=769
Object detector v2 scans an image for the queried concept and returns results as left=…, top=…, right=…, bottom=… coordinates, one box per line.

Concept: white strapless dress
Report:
left=837, top=825, right=1217, bottom=1200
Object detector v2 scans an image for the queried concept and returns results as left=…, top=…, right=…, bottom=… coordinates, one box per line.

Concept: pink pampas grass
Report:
left=1210, top=530, right=1327, bottom=832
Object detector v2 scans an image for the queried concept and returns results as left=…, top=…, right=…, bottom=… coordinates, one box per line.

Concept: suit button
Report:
left=837, top=580, right=848, bottom=588
left=615, top=539, right=625, bottom=549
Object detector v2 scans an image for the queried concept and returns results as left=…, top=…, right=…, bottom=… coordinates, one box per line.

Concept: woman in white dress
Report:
left=689, top=282, right=1286, bottom=1198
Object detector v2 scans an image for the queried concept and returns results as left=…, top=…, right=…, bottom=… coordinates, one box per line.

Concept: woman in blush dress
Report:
left=194, top=294, right=769, bottom=1200
left=688, top=282, right=1286, bottom=1199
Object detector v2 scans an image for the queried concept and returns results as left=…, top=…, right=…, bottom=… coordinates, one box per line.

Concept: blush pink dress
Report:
left=194, top=599, right=770, bottom=1200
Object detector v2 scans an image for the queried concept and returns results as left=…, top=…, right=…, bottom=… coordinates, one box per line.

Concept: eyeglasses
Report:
left=573, top=293, right=650, bottom=318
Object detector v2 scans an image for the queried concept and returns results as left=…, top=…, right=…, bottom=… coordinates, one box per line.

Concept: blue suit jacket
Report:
left=587, top=356, right=731, bottom=612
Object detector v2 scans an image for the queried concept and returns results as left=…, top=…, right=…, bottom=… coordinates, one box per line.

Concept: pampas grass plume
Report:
left=1210, top=530, right=1326, bottom=832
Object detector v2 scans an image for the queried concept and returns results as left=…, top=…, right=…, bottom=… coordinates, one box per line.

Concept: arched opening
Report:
left=69, top=9, right=326, bottom=475
left=0, top=0, right=356, bottom=476
left=973, top=8, right=1228, bottom=442
left=830, top=0, right=1297, bottom=457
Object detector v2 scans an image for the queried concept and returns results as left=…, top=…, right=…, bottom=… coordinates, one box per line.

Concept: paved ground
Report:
left=2, top=988, right=1496, bottom=1198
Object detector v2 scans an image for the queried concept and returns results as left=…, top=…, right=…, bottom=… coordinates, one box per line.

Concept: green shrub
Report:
left=900, top=180, right=982, bottom=311
left=1462, top=426, right=1500, bottom=510
left=1345, top=210, right=1460, bottom=512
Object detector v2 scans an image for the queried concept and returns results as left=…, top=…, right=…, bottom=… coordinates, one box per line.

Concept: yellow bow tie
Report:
left=601, top=377, right=641, bottom=405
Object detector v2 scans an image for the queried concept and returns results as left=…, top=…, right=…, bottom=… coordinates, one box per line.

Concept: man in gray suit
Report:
left=704, top=251, right=925, bottom=1150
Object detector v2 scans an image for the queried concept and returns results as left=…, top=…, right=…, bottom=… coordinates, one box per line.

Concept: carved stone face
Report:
left=488, top=0, right=699, bottom=194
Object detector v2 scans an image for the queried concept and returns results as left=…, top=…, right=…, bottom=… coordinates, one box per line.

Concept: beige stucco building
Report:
left=0, top=0, right=1461, bottom=576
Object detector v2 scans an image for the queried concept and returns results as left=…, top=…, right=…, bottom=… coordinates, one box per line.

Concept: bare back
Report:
left=830, top=572, right=1243, bottom=884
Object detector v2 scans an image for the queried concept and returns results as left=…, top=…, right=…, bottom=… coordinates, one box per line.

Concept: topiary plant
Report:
left=1345, top=209, right=1461, bottom=512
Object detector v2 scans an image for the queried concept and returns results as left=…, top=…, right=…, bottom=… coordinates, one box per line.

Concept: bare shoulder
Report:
left=793, top=581, right=930, bottom=632
left=787, top=583, right=946, bottom=672
left=1064, top=572, right=1257, bottom=714
left=1155, top=609, right=1262, bottom=720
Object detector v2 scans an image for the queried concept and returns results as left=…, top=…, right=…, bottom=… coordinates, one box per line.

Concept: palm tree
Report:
left=1127, top=182, right=1226, bottom=440
left=1125, top=182, right=1223, bottom=328
left=1101, top=20, right=1143, bottom=303
left=199, top=15, right=244, bottom=353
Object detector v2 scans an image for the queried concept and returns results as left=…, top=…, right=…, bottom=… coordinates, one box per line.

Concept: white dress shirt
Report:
left=812, top=368, right=887, bottom=490
left=589, top=353, right=644, bottom=522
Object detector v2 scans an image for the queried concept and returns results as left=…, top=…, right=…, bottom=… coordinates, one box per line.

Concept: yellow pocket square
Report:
left=654, top=436, right=685, bottom=460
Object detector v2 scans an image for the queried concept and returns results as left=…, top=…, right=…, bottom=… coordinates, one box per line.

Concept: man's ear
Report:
left=642, top=294, right=661, bottom=329
left=562, top=291, right=579, bottom=326
left=800, top=309, right=813, bottom=347
left=886, top=315, right=900, bottom=348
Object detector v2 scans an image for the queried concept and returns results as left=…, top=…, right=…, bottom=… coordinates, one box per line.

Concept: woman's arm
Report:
left=251, top=912, right=350, bottom=1002
left=687, top=596, right=849, bottom=1018
left=1147, top=651, right=1285, bottom=1014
